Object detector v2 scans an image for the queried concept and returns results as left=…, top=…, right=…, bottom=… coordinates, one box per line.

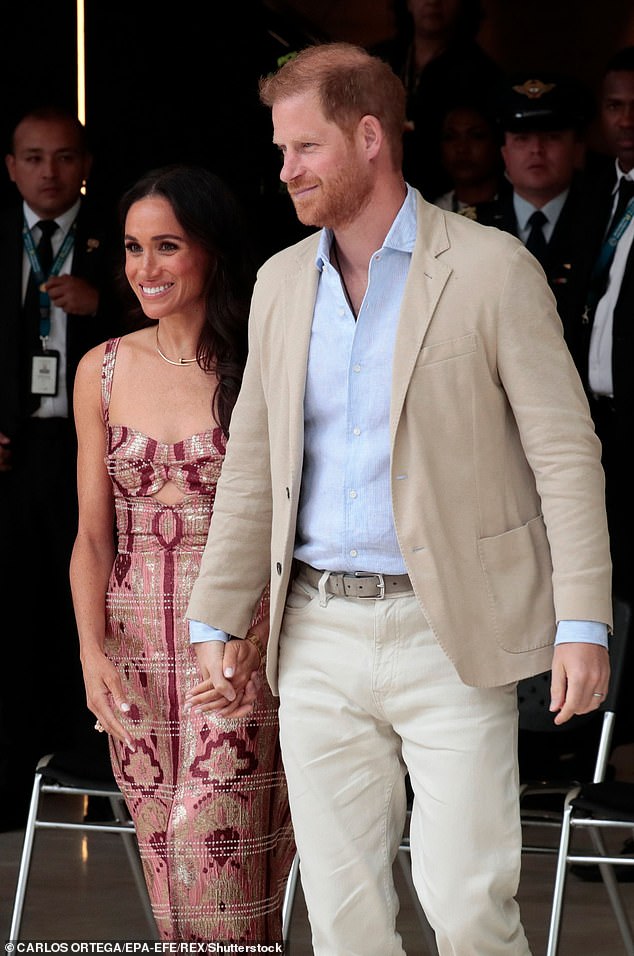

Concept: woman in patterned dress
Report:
left=70, top=165, right=294, bottom=942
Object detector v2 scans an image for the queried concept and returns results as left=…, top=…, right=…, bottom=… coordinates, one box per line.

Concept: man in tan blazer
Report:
left=185, top=43, right=612, bottom=956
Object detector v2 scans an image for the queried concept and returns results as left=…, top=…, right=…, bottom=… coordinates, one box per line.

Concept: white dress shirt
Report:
left=588, top=164, right=634, bottom=397
left=23, top=200, right=79, bottom=419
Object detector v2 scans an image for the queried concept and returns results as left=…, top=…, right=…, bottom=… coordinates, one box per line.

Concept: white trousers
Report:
left=278, top=572, right=533, bottom=956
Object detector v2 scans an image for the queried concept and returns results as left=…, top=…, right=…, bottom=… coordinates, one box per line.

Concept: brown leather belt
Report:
left=297, top=562, right=412, bottom=600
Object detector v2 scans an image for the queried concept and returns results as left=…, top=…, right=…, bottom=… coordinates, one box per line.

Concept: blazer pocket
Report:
left=478, top=515, right=555, bottom=652
left=414, top=332, right=477, bottom=367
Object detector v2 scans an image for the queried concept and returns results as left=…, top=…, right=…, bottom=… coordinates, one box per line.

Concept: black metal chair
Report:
left=281, top=849, right=300, bottom=943
left=547, top=781, right=634, bottom=955
left=544, top=598, right=634, bottom=955
left=517, top=596, right=631, bottom=860
left=9, top=743, right=157, bottom=941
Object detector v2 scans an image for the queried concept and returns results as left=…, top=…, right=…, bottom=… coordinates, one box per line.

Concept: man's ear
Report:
left=358, top=114, right=383, bottom=160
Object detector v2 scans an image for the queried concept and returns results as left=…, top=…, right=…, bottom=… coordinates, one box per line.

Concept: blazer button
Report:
left=276, top=562, right=282, bottom=575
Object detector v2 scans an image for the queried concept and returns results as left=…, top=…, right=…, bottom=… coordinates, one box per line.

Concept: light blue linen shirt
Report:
left=294, top=186, right=417, bottom=573
left=190, top=185, right=606, bottom=649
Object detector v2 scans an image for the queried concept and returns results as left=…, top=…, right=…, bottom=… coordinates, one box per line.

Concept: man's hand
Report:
left=550, top=642, right=610, bottom=725
left=45, top=275, right=99, bottom=315
left=186, top=639, right=261, bottom=718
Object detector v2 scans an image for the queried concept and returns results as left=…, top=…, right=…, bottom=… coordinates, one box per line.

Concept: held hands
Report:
left=186, top=626, right=266, bottom=719
left=44, top=275, right=99, bottom=315
left=549, top=643, right=610, bottom=725
left=82, top=647, right=135, bottom=749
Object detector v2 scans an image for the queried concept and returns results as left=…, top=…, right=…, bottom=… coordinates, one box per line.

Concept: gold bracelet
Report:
left=245, top=631, right=265, bottom=668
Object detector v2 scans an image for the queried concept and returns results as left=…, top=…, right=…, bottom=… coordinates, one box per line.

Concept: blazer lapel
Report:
left=391, top=195, right=453, bottom=436
left=281, top=236, right=320, bottom=469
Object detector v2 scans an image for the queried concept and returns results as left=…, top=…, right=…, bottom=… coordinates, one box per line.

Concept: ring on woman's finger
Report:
left=592, top=692, right=606, bottom=699
left=94, top=719, right=106, bottom=733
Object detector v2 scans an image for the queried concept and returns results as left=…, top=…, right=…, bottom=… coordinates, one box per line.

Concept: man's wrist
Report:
left=188, top=620, right=230, bottom=644
left=555, top=620, right=609, bottom=648
left=232, top=632, right=265, bottom=668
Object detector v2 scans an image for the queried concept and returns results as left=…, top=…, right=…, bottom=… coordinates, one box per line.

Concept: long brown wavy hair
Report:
left=117, top=164, right=256, bottom=437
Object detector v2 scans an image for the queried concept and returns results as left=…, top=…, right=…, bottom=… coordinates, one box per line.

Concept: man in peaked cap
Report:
left=480, top=73, right=593, bottom=341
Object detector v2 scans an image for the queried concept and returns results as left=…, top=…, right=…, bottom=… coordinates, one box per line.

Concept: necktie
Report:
left=525, top=209, right=548, bottom=265
left=584, top=179, right=634, bottom=323
left=24, top=219, right=59, bottom=331
left=22, top=219, right=59, bottom=412
left=35, top=219, right=58, bottom=276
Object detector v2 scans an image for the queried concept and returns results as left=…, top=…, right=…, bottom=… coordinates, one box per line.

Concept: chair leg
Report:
left=281, top=851, right=300, bottom=943
left=9, top=773, right=44, bottom=941
left=545, top=802, right=574, bottom=956
left=589, top=827, right=634, bottom=956
left=395, top=848, right=439, bottom=956
left=108, top=794, right=159, bottom=940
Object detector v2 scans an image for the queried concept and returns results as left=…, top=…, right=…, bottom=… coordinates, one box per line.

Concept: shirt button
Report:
left=337, top=307, right=345, bottom=316
left=353, top=364, right=361, bottom=373
left=349, top=549, right=358, bottom=557
left=353, top=427, right=361, bottom=436
left=349, top=490, right=357, bottom=499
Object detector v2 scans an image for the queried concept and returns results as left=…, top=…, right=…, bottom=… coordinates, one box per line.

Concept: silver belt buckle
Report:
left=354, top=571, right=385, bottom=600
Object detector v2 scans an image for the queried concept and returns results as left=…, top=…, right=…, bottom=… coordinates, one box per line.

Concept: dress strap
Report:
left=101, top=337, right=121, bottom=424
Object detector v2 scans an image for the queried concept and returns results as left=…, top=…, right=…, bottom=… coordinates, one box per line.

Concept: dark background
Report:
left=2, top=0, right=634, bottom=256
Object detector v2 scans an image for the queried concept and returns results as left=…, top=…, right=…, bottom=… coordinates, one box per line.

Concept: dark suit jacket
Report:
left=0, top=197, right=121, bottom=439
left=477, top=178, right=587, bottom=345
left=563, top=162, right=634, bottom=417
left=0, top=197, right=122, bottom=820
left=560, top=159, right=634, bottom=609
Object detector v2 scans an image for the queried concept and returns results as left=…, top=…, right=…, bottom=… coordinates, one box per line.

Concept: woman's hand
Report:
left=81, top=647, right=134, bottom=748
left=186, top=637, right=262, bottom=718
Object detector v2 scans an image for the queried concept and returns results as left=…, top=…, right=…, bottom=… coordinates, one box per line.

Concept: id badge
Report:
left=31, top=350, right=60, bottom=396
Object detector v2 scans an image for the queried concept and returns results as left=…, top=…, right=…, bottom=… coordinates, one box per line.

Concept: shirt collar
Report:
left=23, top=198, right=81, bottom=234
left=315, top=183, right=418, bottom=271
left=513, top=189, right=569, bottom=231
left=613, top=160, right=634, bottom=196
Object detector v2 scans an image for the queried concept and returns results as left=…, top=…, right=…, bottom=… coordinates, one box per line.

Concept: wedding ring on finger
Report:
left=94, top=719, right=106, bottom=733
left=592, top=693, right=606, bottom=699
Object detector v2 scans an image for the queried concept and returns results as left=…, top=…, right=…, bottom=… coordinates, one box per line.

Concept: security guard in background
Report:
left=478, top=73, right=594, bottom=342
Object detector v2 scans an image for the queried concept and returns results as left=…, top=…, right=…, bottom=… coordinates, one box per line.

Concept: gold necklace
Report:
left=155, top=326, right=196, bottom=366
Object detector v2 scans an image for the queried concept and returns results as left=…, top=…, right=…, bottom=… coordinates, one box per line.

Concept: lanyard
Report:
left=591, top=195, right=634, bottom=281
left=22, top=218, right=77, bottom=340
left=583, top=196, right=634, bottom=321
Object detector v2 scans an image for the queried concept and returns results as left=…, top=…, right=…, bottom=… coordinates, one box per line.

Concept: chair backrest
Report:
left=603, top=596, right=631, bottom=713
left=517, top=596, right=631, bottom=784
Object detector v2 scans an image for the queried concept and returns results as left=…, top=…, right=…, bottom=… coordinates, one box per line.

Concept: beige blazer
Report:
left=187, top=191, right=612, bottom=694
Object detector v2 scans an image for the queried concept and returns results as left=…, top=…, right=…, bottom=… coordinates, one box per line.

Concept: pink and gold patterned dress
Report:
left=100, top=337, right=294, bottom=941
